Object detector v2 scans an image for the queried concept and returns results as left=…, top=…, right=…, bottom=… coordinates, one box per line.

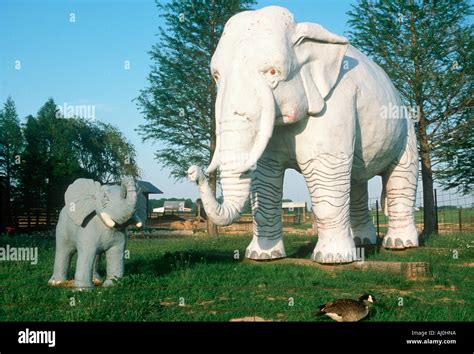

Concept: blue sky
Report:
left=0, top=0, right=428, bottom=206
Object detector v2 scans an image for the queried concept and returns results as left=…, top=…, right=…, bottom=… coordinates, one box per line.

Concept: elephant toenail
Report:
left=384, top=237, right=393, bottom=247
left=259, top=252, right=270, bottom=260
left=354, top=237, right=362, bottom=246
left=363, top=238, right=372, bottom=245
left=250, top=251, right=258, bottom=259
left=395, top=238, right=404, bottom=248
left=405, top=240, right=414, bottom=247
left=271, top=250, right=282, bottom=259
left=313, top=251, right=322, bottom=261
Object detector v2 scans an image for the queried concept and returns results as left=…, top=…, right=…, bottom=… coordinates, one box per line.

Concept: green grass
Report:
left=0, top=232, right=473, bottom=321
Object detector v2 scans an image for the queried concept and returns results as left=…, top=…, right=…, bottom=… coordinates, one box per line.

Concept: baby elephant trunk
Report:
left=114, top=177, right=138, bottom=225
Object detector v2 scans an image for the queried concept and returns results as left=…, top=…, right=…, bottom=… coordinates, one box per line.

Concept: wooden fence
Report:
left=10, top=208, right=60, bottom=232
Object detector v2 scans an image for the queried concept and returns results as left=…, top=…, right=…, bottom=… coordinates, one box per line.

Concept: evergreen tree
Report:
left=0, top=96, right=23, bottom=213
left=347, top=0, right=472, bottom=235
left=136, top=0, right=256, bottom=235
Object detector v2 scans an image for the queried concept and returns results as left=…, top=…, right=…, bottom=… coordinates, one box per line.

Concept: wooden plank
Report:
left=243, top=258, right=430, bottom=279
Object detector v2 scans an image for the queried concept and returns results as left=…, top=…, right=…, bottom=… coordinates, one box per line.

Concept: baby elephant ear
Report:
left=64, top=178, right=101, bottom=226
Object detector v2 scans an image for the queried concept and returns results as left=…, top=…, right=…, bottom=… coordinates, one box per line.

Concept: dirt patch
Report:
left=433, top=285, right=457, bottom=291
left=160, top=301, right=175, bottom=306
left=374, top=288, right=411, bottom=295
left=198, top=300, right=214, bottom=305
left=229, top=316, right=272, bottom=322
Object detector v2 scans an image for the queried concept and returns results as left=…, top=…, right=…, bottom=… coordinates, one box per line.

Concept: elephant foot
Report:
left=245, top=237, right=286, bottom=260
left=383, top=223, right=418, bottom=250
left=102, top=278, right=120, bottom=287
left=312, top=231, right=358, bottom=264
left=352, top=222, right=377, bottom=246
left=93, top=277, right=103, bottom=286
left=72, top=280, right=95, bottom=290
left=48, top=278, right=68, bottom=287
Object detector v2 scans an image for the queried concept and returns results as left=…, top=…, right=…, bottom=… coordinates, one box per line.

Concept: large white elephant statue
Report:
left=188, top=6, right=419, bottom=263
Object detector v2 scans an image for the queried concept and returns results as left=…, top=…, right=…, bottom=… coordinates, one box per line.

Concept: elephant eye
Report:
left=212, top=71, right=220, bottom=82
left=264, top=68, right=279, bottom=76
left=262, top=68, right=281, bottom=88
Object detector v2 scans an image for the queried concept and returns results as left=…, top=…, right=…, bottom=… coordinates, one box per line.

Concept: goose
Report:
left=316, top=294, right=375, bottom=322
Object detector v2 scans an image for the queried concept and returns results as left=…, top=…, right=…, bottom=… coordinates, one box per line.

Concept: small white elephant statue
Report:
left=49, top=177, right=146, bottom=288
left=189, top=6, right=419, bottom=264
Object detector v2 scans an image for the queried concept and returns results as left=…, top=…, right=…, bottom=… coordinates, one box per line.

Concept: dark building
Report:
left=137, top=180, right=163, bottom=218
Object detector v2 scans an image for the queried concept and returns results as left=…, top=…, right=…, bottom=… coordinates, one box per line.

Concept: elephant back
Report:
left=64, top=178, right=101, bottom=226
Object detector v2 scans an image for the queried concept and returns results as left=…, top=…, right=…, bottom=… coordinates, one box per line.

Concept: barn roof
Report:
left=137, top=180, right=163, bottom=194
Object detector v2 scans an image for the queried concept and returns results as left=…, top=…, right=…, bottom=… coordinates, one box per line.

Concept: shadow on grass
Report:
left=287, top=240, right=316, bottom=258
left=285, top=237, right=387, bottom=261
left=125, top=249, right=238, bottom=278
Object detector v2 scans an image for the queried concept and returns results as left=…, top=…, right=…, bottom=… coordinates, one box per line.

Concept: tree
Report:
left=72, top=119, right=139, bottom=183
left=0, top=97, right=23, bottom=217
left=136, top=0, right=256, bottom=235
left=347, top=0, right=472, bottom=235
left=20, top=98, right=139, bottom=213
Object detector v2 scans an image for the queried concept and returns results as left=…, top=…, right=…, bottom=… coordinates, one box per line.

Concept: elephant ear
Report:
left=64, top=178, right=101, bottom=226
left=292, top=22, right=349, bottom=115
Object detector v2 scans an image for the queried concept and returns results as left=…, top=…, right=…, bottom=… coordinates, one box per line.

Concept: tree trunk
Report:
left=420, top=150, right=436, bottom=236
left=206, top=0, right=218, bottom=237
left=206, top=170, right=219, bottom=236
left=417, top=111, right=437, bottom=236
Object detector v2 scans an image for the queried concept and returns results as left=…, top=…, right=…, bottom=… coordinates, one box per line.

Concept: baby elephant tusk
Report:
left=100, top=212, right=116, bottom=228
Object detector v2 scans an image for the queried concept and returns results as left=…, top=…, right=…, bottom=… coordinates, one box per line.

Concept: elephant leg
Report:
left=301, top=153, right=357, bottom=263
left=73, top=245, right=97, bottom=289
left=382, top=128, right=419, bottom=249
left=49, top=241, right=75, bottom=286
left=49, top=220, right=75, bottom=286
left=245, top=156, right=286, bottom=260
left=350, top=182, right=377, bottom=246
left=103, top=237, right=126, bottom=287
left=92, top=254, right=103, bottom=286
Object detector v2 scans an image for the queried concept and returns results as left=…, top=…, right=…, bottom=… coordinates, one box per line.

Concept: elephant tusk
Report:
left=234, top=76, right=275, bottom=173
left=100, top=212, right=116, bottom=228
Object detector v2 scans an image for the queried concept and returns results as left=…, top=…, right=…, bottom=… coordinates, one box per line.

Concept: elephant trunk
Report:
left=188, top=76, right=275, bottom=226
left=123, top=177, right=138, bottom=214
left=109, top=177, right=138, bottom=225
left=188, top=167, right=251, bottom=226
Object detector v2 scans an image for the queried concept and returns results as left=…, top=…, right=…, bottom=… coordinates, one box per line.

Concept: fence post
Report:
left=434, top=189, right=439, bottom=234
left=375, top=200, right=380, bottom=238
left=458, top=208, right=462, bottom=232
